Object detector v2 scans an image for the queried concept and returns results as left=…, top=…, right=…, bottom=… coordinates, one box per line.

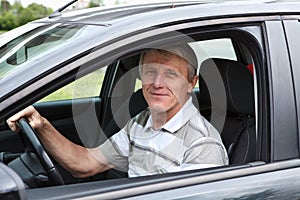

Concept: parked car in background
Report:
left=1, top=0, right=300, bottom=199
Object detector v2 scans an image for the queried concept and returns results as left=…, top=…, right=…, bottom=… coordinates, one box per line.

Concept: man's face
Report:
left=140, top=50, right=197, bottom=119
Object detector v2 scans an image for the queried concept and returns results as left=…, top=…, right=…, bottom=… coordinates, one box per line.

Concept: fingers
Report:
left=6, top=106, right=38, bottom=132
left=6, top=119, right=19, bottom=132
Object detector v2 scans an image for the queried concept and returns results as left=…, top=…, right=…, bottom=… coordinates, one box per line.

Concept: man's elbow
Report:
left=70, top=162, right=111, bottom=178
left=70, top=166, right=103, bottom=178
left=71, top=170, right=95, bottom=178
left=68, top=147, right=112, bottom=178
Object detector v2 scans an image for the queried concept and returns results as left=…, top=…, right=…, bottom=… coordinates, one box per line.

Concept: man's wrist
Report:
left=36, top=117, right=51, bottom=134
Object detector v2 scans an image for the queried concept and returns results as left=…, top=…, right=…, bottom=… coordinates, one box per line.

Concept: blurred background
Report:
left=0, top=0, right=155, bottom=32
left=0, top=0, right=257, bottom=32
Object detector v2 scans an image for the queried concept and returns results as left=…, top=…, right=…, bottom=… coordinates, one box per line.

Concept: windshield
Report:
left=0, top=23, right=85, bottom=79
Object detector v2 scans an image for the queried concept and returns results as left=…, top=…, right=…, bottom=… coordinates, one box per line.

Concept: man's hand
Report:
left=6, top=105, right=113, bottom=177
left=6, top=106, right=46, bottom=133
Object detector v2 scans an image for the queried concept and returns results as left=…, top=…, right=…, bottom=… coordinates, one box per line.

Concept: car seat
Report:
left=198, top=58, right=256, bottom=164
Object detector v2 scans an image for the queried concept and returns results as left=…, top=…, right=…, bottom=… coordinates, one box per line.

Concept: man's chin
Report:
left=148, top=104, right=167, bottom=113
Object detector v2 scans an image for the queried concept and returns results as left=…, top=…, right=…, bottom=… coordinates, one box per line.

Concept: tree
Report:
left=18, top=8, right=34, bottom=26
left=0, top=11, right=17, bottom=30
left=11, top=2, right=23, bottom=14
left=1, top=0, right=11, bottom=13
left=26, top=3, right=53, bottom=19
left=0, top=2, right=53, bottom=30
left=89, top=0, right=105, bottom=8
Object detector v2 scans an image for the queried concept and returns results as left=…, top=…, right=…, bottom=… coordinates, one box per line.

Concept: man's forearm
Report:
left=36, top=118, right=111, bottom=178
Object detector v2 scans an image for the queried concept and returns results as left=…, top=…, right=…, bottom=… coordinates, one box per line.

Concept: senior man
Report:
left=7, top=44, right=228, bottom=178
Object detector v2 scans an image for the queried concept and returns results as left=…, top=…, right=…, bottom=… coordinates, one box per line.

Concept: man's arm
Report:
left=6, top=106, right=114, bottom=178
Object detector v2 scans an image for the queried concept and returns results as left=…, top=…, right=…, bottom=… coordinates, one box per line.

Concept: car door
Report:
left=3, top=10, right=300, bottom=200
left=33, top=16, right=300, bottom=200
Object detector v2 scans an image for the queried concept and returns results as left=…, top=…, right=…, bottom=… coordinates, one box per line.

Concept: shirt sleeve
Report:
left=182, top=137, right=229, bottom=168
left=98, top=128, right=130, bottom=172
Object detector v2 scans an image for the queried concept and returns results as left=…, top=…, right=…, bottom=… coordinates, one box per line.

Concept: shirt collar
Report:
left=144, top=97, right=198, bottom=133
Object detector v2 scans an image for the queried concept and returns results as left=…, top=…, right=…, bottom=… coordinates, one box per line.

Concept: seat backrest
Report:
left=199, top=58, right=256, bottom=164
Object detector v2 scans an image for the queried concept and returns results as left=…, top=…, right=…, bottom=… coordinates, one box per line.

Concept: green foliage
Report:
left=88, top=2, right=99, bottom=8
left=0, top=12, right=18, bottom=30
left=0, top=2, right=53, bottom=31
left=88, top=0, right=105, bottom=8
left=17, top=8, right=34, bottom=26
left=41, top=69, right=104, bottom=102
left=11, top=2, right=23, bottom=13
left=27, top=3, right=53, bottom=19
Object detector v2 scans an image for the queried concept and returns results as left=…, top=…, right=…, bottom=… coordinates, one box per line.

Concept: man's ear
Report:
left=187, top=75, right=199, bottom=93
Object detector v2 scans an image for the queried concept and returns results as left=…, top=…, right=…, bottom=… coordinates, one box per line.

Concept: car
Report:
left=1, top=0, right=300, bottom=199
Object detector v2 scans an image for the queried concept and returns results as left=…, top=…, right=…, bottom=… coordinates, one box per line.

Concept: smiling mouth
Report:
left=150, top=92, right=168, bottom=97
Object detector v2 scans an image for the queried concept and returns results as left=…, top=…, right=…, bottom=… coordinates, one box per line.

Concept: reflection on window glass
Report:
left=40, top=67, right=107, bottom=102
left=0, top=24, right=85, bottom=79
left=190, top=38, right=237, bottom=88
left=190, top=38, right=237, bottom=66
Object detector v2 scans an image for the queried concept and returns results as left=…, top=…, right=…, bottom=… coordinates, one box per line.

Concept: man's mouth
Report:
left=150, top=92, right=168, bottom=97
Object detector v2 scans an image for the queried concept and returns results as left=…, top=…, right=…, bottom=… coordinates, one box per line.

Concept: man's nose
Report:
left=153, top=73, right=164, bottom=87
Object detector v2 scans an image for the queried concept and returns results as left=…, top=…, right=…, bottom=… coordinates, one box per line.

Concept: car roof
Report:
left=39, top=0, right=300, bottom=26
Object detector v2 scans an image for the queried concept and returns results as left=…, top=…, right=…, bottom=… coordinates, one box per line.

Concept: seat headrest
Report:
left=199, top=58, right=254, bottom=115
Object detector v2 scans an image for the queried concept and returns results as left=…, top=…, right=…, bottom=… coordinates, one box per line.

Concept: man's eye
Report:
left=166, top=71, right=178, bottom=77
left=145, top=70, right=155, bottom=75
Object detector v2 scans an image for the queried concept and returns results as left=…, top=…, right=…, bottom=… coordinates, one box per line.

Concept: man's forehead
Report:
left=143, top=50, right=187, bottom=63
left=143, top=63, right=181, bottom=69
left=141, top=45, right=198, bottom=70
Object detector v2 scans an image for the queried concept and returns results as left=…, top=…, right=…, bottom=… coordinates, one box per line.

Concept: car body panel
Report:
left=264, top=20, right=298, bottom=161
left=26, top=160, right=300, bottom=199
left=282, top=19, right=300, bottom=142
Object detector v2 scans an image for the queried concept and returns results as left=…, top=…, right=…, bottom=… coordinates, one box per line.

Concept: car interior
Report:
left=0, top=32, right=258, bottom=187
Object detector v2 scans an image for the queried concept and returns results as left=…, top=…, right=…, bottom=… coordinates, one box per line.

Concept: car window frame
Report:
left=282, top=18, right=300, bottom=159
left=97, top=24, right=264, bottom=163
left=2, top=16, right=282, bottom=197
left=263, top=20, right=299, bottom=161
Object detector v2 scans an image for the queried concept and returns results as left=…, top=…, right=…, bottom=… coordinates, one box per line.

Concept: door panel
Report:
left=34, top=97, right=103, bottom=147
left=26, top=160, right=300, bottom=199
left=0, top=130, right=23, bottom=153
left=37, top=97, right=104, bottom=183
left=0, top=97, right=103, bottom=184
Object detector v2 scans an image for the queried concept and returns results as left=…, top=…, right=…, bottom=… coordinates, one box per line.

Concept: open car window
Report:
left=40, top=67, right=107, bottom=102
left=36, top=31, right=258, bottom=180
left=41, top=29, right=257, bottom=175
left=0, top=19, right=261, bottom=195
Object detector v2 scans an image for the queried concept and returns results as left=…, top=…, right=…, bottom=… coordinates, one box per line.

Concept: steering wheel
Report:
left=17, top=118, right=64, bottom=186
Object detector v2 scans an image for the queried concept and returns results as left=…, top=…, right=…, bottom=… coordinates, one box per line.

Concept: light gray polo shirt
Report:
left=99, top=97, right=228, bottom=177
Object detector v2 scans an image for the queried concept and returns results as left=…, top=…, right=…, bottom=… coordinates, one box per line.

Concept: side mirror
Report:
left=6, top=46, right=28, bottom=65
left=0, top=162, right=26, bottom=200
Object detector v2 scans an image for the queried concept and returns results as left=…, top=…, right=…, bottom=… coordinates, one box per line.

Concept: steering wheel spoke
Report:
left=17, top=118, right=64, bottom=186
